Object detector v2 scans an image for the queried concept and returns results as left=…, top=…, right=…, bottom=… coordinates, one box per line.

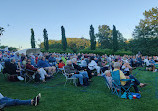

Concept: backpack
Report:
left=35, top=72, right=41, bottom=82
left=8, top=75, right=19, bottom=82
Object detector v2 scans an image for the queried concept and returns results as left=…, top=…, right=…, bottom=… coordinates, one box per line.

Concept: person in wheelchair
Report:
left=113, top=62, right=147, bottom=93
left=26, top=59, right=50, bottom=82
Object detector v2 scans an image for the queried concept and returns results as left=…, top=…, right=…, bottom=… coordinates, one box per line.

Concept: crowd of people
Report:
left=1, top=50, right=158, bottom=109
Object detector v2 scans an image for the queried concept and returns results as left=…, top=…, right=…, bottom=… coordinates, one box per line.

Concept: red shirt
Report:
left=26, top=63, right=37, bottom=71
left=58, top=63, right=65, bottom=68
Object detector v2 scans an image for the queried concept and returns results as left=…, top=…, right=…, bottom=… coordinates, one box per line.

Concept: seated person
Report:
left=88, top=56, right=101, bottom=76
left=113, top=62, right=147, bottom=93
left=121, top=62, right=132, bottom=76
left=72, top=59, right=92, bottom=80
left=144, top=57, right=155, bottom=72
left=101, top=61, right=109, bottom=73
left=0, top=92, right=41, bottom=109
left=58, top=60, right=65, bottom=68
left=49, top=54, right=57, bottom=66
left=26, top=59, right=50, bottom=82
left=64, top=60, right=89, bottom=86
left=80, top=57, right=87, bottom=67
left=104, top=70, right=112, bottom=88
left=37, top=56, right=56, bottom=75
left=3, top=58, right=23, bottom=80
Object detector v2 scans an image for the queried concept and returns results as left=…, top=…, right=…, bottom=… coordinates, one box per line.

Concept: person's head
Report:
left=105, top=70, right=111, bottom=77
left=51, top=54, right=55, bottom=57
left=90, top=56, right=94, bottom=61
left=113, top=62, right=120, bottom=69
left=59, top=60, right=63, bottom=63
left=11, top=58, right=15, bottom=63
left=27, top=59, right=31, bottom=64
left=41, top=56, right=45, bottom=61
left=16, top=53, right=19, bottom=56
left=66, top=60, right=72, bottom=65
left=72, top=58, right=77, bottom=64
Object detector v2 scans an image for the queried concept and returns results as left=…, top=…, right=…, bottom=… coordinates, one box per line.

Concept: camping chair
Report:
left=100, top=69, right=111, bottom=90
left=63, top=67, right=77, bottom=87
left=24, top=69, right=36, bottom=83
left=2, top=61, right=19, bottom=81
left=56, top=68, right=64, bottom=74
left=111, top=70, right=134, bottom=97
left=103, top=75, right=111, bottom=90
left=154, top=63, right=158, bottom=72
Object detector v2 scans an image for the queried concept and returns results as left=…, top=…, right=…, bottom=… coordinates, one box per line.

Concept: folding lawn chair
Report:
left=63, top=67, right=77, bottom=87
left=154, top=63, right=158, bottom=72
left=111, top=70, right=134, bottom=97
left=103, top=75, right=111, bottom=90
left=24, top=69, right=36, bottom=83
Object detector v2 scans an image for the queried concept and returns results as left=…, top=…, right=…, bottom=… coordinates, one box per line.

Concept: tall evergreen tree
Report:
left=61, top=26, right=67, bottom=51
left=89, top=25, right=96, bottom=50
left=31, top=28, right=36, bottom=48
left=112, top=25, right=118, bottom=52
left=0, top=27, right=4, bottom=36
left=43, top=28, right=49, bottom=50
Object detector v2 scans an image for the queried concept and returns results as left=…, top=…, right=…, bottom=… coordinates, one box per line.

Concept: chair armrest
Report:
left=65, top=73, right=74, bottom=75
left=26, top=69, right=36, bottom=73
left=121, top=79, right=135, bottom=82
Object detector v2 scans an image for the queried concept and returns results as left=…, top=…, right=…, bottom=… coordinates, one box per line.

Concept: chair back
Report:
left=112, top=70, right=121, bottom=86
left=155, top=63, right=158, bottom=69
left=63, top=66, right=69, bottom=79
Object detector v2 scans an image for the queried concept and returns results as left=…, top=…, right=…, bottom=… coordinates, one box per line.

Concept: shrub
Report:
left=41, top=48, right=73, bottom=53
left=114, top=50, right=133, bottom=56
left=79, top=48, right=113, bottom=55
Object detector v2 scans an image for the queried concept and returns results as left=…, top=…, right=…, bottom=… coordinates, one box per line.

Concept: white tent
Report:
left=15, top=48, right=41, bottom=55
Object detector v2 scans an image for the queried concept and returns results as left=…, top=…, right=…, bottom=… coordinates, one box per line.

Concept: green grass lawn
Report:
left=1, top=68, right=158, bottom=111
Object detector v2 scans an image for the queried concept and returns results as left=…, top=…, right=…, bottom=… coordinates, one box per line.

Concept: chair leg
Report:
left=73, top=79, right=77, bottom=87
left=64, top=79, right=67, bottom=86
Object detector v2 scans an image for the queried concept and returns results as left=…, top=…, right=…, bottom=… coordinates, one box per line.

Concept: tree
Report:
left=61, top=26, right=67, bottom=51
left=43, top=29, right=49, bottom=50
left=0, top=27, right=4, bottom=36
left=89, top=25, right=96, bottom=50
left=30, top=28, right=36, bottom=48
left=96, top=25, right=112, bottom=49
left=112, top=25, right=118, bottom=52
left=132, top=7, right=158, bottom=55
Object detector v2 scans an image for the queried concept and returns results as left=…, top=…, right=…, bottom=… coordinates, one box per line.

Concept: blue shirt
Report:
left=37, top=60, right=50, bottom=68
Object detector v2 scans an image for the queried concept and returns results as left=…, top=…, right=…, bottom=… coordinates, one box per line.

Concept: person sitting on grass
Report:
left=0, top=93, right=41, bottom=110
left=37, top=56, right=56, bottom=76
left=113, top=62, right=147, bottom=93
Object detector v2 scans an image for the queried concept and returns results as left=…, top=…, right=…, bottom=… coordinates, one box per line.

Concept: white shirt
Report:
left=88, top=60, right=97, bottom=70
left=122, top=65, right=129, bottom=71
left=144, top=59, right=150, bottom=66
left=0, top=93, right=4, bottom=99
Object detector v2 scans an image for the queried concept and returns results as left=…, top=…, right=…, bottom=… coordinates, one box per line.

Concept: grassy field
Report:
left=0, top=68, right=158, bottom=111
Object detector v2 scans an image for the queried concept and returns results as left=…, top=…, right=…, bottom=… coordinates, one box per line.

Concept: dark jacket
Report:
left=64, top=64, right=78, bottom=74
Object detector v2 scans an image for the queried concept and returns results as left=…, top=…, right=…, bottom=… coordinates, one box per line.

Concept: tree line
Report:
left=1, top=7, right=157, bottom=55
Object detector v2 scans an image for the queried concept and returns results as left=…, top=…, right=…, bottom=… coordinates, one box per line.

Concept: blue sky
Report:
left=0, top=0, right=157, bottom=49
